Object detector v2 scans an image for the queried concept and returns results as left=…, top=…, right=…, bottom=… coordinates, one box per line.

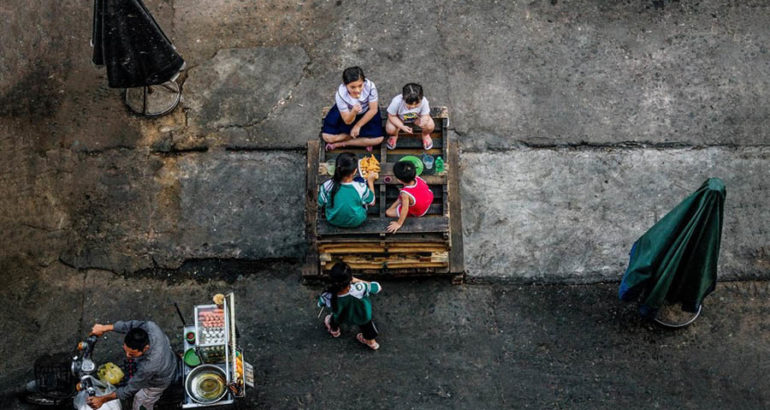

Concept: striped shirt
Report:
left=335, top=79, right=378, bottom=114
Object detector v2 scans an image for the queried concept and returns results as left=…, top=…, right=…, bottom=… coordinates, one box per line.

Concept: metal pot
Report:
left=185, top=364, right=227, bottom=404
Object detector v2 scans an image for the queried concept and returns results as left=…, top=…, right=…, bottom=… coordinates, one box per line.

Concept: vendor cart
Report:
left=181, top=293, right=253, bottom=408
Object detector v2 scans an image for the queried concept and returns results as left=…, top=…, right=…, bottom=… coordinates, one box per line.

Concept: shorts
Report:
left=322, top=104, right=385, bottom=138
left=397, top=202, right=430, bottom=217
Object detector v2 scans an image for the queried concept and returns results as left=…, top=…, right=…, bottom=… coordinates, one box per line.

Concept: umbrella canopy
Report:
left=92, top=0, right=184, bottom=88
left=619, top=178, right=726, bottom=318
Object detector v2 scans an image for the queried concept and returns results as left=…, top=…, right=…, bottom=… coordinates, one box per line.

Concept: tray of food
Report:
left=358, top=155, right=380, bottom=179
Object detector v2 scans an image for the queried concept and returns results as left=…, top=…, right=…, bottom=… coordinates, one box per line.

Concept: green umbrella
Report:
left=619, top=178, right=725, bottom=318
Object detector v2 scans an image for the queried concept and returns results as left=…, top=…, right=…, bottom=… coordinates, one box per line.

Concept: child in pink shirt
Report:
left=385, top=160, right=434, bottom=233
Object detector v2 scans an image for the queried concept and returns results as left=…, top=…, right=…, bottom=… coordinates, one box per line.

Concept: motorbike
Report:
left=21, top=335, right=185, bottom=409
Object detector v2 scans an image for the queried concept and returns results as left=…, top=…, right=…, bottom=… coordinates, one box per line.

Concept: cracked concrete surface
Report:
left=1, top=0, right=768, bottom=280
left=1, top=0, right=770, bottom=407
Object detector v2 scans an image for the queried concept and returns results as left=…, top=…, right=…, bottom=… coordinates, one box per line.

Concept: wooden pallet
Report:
left=304, top=106, right=464, bottom=283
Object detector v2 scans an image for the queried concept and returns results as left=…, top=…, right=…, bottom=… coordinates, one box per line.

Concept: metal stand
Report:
left=124, top=80, right=181, bottom=117
left=654, top=304, right=702, bottom=328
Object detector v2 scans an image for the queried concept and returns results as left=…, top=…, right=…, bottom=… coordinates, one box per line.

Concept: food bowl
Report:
left=185, top=364, right=227, bottom=404
left=183, top=348, right=201, bottom=367
left=398, top=155, right=424, bottom=176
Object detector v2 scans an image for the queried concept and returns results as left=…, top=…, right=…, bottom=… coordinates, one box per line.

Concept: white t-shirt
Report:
left=335, top=79, right=378, bottom=114
left=386, top=95, right=430, bottom=123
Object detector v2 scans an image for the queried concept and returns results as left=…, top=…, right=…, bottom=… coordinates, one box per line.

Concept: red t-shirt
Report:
left=398, top=177, right=434, bottom=217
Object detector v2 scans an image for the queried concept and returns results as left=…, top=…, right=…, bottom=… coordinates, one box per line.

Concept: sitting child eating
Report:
left=385, top=160, right=434, bottom=233
left=319, top=152, right=378, bottom=228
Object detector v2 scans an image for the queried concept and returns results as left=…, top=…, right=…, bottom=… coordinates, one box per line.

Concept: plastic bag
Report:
left=73, top=376, right=121, bottom=410
left=98, top=362, right=125, bottom=385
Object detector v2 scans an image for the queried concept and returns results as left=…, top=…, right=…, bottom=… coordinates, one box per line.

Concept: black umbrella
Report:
left=92, top=0, right=184, bottom=89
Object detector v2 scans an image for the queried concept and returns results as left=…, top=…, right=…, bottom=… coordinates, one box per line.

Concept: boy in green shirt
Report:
left=317, top=262, right=382, bottom=350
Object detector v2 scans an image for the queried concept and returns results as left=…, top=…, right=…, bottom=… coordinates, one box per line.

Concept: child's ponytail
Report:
left=329, top=152, right=358, bottom=208
left=326, top=262, right=353, bottom=312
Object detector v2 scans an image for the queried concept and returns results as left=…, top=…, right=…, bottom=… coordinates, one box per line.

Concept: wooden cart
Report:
left=304, top=106, right=464, bottom=283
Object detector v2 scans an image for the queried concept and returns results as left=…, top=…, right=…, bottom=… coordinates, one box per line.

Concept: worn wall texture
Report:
left=1, top=0, right=768, bottom=281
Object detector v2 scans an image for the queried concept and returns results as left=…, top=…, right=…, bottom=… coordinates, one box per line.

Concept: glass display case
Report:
left=182, top=293, right=251, bottom=408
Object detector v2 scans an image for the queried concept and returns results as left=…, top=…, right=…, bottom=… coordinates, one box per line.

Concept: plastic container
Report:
left=422, top=154, right=434, bottom=170
left=435, top=156, right=445, bottom=173
left=186, top=330, right=196, bottom=344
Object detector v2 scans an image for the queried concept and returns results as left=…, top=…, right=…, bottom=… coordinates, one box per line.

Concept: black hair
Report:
left=402, top=83, right=423, bottom=105
left=394, top=160, right=416, bottom=183
left=342, top=66, right=365, bottom=85
left=124, top=328, right=149, bottom=351
left=329, top=152, right=359, bottom=208
left=326, top=262, right=353, bottom=312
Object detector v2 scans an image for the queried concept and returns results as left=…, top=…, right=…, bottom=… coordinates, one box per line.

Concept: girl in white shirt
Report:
left=385, top=83, right=434, bottom=150
left=321, top=66, right=385, bottom=151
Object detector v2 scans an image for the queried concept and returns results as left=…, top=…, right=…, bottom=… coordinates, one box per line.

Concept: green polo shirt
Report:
left=318, top=281, right=382, bottom=325
left=318, top=180, right=375, bottom=228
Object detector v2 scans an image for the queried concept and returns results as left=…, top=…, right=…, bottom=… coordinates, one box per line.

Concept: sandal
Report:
left=324, top=315, right=340, bottom=338
left=422, top=135, right=433, bottom=150
left=386, top=137, right=398, bottom=150
left=356, top=333, right=379, bottom=350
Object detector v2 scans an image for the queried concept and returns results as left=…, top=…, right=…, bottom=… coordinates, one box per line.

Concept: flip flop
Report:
left=325, top=143, right=336, bottom=151
left=356, top=333, right=379, bottom=350
left=324, top=315, right=340, bottom=338
left=422, top=135, right=433, bottom=151
left=366, top=145, right=373, bottom=152
left=386, top=137, right=398, bottom=150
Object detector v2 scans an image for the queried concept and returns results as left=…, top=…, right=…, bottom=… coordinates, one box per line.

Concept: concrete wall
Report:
left=1, top=0, right=768, bottom=281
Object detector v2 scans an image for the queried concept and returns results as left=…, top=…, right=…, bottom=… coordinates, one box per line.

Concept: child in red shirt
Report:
left=385, top=160, right=434, bottom=233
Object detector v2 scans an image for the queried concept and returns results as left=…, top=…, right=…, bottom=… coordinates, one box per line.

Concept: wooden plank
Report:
left=319, top=241, right=448, bottom=249
left=318, top=235, right=448, bottom=243
left=322, top=105, right=448, bottom=121
left=368, top=203, right=442, bottom=216
left=321, top=246, right=449, bottom=255
left=384, top=147, right=443, bottom=156
left=386, top=247, right=448, bottom=253
left=317, top=234, right=448, bottom=244
left=326, top=258, right=449, bottom=269
left=318, top=171, right=446, bottom=186
left=389, top=133, right=444, bottom=149
left=302, top=140, right=321, bottom=278
left=447, top=140, right=465, bottom=279
left=318, top=216, right=449, bottom=236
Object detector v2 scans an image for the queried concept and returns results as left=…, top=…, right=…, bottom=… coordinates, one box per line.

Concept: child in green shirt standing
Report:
left=317, top=262, right=382, bottom=350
